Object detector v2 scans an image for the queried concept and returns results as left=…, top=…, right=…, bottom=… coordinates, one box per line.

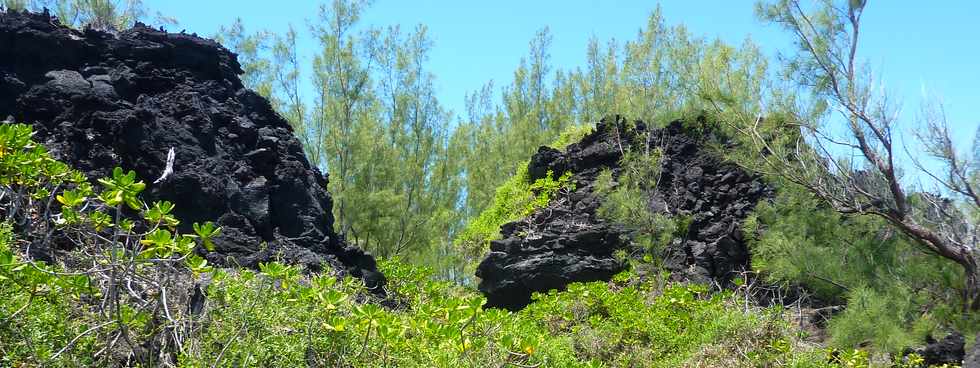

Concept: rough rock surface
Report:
left=905, top=332, right=966, bottom=367
left=0, top=10, right=383, bottom=288
left=966, top=332, right=980, bottom=368
left=477, top=116, right=770, bottom=310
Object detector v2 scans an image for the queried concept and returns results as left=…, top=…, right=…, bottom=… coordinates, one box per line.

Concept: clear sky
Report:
left=143, top=0, right=978, bottom=156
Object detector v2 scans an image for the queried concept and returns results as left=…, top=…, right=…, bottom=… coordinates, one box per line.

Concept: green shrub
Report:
left=548, top=123, right=595, bottom=150
left=522, top=272, right=830, bottom=367
left=0, top=222, right=103, bottom=367
left=0, top=123, right=218, bottom=366
left=171, top=258, right=832, bottom=367
left=594, top=147, right=683, bottom=258
left=453, top=165, right=573, bottom=262
left=745, top=182, right=978, bottom=353
left=826, top=286, right=922, bottom=353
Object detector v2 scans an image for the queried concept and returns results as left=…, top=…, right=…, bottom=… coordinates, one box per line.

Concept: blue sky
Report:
left=144, top=1, right=978, bottom=157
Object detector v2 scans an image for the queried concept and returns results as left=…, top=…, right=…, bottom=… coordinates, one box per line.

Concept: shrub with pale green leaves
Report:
left=171, top=258, right=835, bottom=367
left=453, top=165, right=573, bottom=262
left=0, top=123, right=218, bottom=366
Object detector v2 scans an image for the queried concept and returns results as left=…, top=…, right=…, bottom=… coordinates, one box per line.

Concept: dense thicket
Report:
left=217, top=0, right=979, bottom=354
left=3, top=0, right=978, bottom=364
left=220, top=2, right=769, bottom=279
left=0, top=122, right=848, bottom=367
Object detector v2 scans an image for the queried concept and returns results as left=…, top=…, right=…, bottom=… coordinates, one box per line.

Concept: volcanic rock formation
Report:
left=0, top=10, right=383, bottom=288
left=477, top=116, right=770, bottom=310
left=905, top=332, right=967, bottom=367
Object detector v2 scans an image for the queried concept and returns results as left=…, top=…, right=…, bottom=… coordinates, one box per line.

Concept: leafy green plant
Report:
left=454, top=164, right=573, bottom=262
left=96, top=167, right=146, bottom=210
left=192, top=221, right=221, bottom=251
left=0, top=123, right=221, bottom=366
left=173, top=258, right=834, bottom=367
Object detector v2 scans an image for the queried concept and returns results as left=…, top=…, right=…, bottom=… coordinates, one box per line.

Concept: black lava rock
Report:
left=477, top=115, right=771, bottom=310
left=905, top=332, right=966, bottom=367
left=0, top=10, right=383, bottom=289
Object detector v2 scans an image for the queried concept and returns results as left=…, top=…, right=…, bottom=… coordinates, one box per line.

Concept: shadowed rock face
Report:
left=0, top=10, right=383, bottom=288
left=477, top=116, right=770, bottom=310
left=905, top=332, right=966, bottom=367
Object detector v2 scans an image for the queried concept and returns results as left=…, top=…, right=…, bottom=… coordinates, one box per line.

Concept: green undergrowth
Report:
left=0, top=224, right=102, bottom=367
left=0, top=237, right=944, bottom=367
left=0, top=122, right=956, bottom=367
left=174, top=260, right=846, bottom=367
left=452, top=123, right=594, bottom=265
left=452, top=165, right=573, bottom=262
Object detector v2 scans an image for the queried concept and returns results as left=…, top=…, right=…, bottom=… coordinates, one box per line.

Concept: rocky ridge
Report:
left=477, top=115, right=771, bottom=310
left=0, top=10, right=383, bottom=288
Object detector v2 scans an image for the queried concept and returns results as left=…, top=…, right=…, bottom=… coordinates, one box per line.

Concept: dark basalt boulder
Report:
left=477, top=115, right=770, bottom=310
left=0, top=10, right=383, bottom=288
left=904, top=332, right=966, bottom=367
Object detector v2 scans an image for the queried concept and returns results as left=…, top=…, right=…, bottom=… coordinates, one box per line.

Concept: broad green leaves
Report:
left=0, top=123, right=227, bottom=365
left=192, top=221, right=221, bottom=251
left=138, top=229, right=197, bottom=258
left=97, top=167, right=146, bottom=210
left=145, top=201, right=178, bottom=228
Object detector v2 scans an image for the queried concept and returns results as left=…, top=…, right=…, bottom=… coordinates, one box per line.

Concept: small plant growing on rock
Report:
left=454, top=164, right=574, bottom=264
left=594, top=147, right=680, bottom=258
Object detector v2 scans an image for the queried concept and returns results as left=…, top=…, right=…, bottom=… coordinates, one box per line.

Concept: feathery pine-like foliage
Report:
left=744, top=181, right=979, bottom=353
left=593, top=146, right=688, bottom=260
left=219, top=2, right=769, bottom=278
left=721, top=0, right=980, bottom=310
left=218, top=1, right=463, bottom=273
left=0, top=122, right=880, bottom=367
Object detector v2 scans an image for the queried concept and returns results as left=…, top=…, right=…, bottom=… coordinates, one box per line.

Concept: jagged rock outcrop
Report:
left=477, top=116, right=770, bottom=310
left=0, top=10, right=383, bottom=288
